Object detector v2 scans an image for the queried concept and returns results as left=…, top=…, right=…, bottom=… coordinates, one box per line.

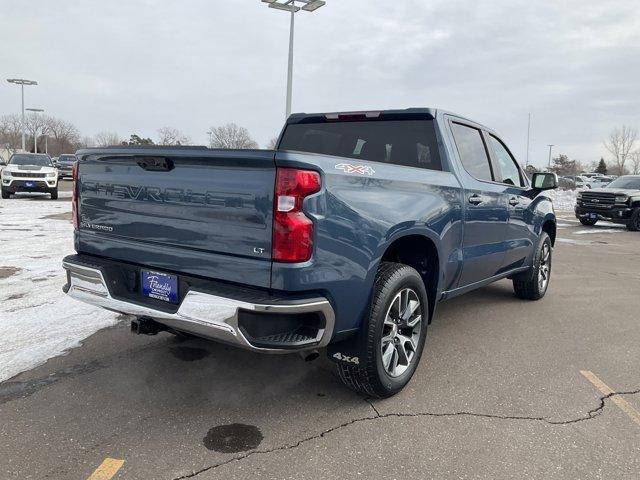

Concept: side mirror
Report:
left=532, top=172, right=557, bottom=190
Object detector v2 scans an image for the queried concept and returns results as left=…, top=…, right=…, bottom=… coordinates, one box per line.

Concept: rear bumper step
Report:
left=62, top=257, right=335, bottom=354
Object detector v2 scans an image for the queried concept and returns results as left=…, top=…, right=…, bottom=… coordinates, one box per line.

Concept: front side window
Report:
left=450, top=123, right=493, bottom=181
left=279, top=120, right=442, bottom=171
left=488, top=135, right=524, bottom=187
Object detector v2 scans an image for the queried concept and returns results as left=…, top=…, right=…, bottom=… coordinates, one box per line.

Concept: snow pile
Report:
left=0, top=193, right=120, bottom=382
left=542, top=189, right=577, bottom=212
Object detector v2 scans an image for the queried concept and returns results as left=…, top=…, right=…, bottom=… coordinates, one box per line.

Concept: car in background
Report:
left=586, top=175, right=614, bottom=189
left=581, top=172, right=604, bottom=180
left=564, top=175, right=589, bottom=189
left=1, top=153, right=59, bottom=199
left=56, top=154, right=77, bottom=179
left=575, top=175, right=640, bottom=230
left=558, top=176, right=576, bottom=189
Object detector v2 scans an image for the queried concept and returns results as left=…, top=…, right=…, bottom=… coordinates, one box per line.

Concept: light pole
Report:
left=261, top=0, right=326, bottom=118
left=547, top=144, right=554, bottom=170
left=6, top=78, right=38, bottom=151
left=525, top=113, right=531, bottom=168
left=207, top=130, right=213, bottom=147
left=26, top=108, right=45, bottom=154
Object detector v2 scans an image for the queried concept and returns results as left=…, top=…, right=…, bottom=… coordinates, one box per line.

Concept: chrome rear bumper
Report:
left=62, top=259, right=335, bottom=354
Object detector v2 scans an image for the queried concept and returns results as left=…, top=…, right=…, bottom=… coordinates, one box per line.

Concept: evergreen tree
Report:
left=595, top=157, right=607, bottom=174
left=122, top=134, right=154, bottom=146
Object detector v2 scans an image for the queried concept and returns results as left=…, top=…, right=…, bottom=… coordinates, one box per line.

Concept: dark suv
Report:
left=575, top=175, right=640, bottom=230
left=56, top=154, right=77, bottom=179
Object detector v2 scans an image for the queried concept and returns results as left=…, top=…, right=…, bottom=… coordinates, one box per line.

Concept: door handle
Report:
left=509, top=197, right=519, bottom=206
left=468, top=194, right=483, bottom=205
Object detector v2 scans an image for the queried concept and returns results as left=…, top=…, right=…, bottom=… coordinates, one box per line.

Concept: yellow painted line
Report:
left=87, top=458, right=125, bottom=480
left=580, top=370, right=640, bottom=427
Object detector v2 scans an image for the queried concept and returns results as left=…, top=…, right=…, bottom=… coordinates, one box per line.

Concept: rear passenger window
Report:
left=489, top=135, right=524, bottom=187
left=279, top=120, right=442, bottom=171
left=450, top=123, right=493, bottom=181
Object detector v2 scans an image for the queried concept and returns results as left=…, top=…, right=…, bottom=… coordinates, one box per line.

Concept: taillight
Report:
left=71, top=161, right=79, bottom=229
left=272, top=168, right=321, bottom=263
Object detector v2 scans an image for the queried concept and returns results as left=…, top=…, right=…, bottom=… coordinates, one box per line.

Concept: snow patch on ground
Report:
left=574, top=228, right=623, bottom=235
left=541, top=189, right=577, bottom=212
left=0, top=194, right=120, bottom=382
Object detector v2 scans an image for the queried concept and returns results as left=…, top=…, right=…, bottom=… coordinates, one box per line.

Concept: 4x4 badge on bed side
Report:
left=335, top=163, right=375, bottom=176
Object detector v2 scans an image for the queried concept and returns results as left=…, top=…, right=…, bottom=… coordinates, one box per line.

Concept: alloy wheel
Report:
left=380, top=288, right=423, bottom=378
left=538, top=243, right=551, bottom=292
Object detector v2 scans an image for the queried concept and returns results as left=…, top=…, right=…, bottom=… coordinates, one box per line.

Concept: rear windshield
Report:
left=58, top=155, right=76, bottom=163
left=607, top=176, right=640, bottom=190
left=279, top=120, right=442, bottom=171
left=9, top=154, right=52, bottom=166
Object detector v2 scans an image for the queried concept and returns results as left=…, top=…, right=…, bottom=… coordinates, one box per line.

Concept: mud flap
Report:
left=326, top=327, right=369, bottom=366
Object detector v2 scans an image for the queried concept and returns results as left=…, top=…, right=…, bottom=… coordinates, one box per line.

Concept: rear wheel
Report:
left=513, top=232, right=552, bottom=300
left=627, top=208, right=640, bottom=231
left=579, top=217, right=597, bottom=226
left=337, top=262, right=428, bottom=398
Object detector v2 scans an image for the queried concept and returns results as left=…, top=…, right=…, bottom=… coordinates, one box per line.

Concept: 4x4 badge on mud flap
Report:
left=333, top=352, right=360, bottom=364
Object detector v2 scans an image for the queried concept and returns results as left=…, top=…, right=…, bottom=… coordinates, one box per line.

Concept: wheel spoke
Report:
left=381, top=333, right=394, bottom=346
left=382, top=342, right=395, bottom=371
left=395, top=339, right=410, bottom=366
left=389, top=348, right=399, bottom=374
left=398, top=334, right=417, bottom=353
left=406, top=314, right=422, bottom=329
left=401, top=299, right=420, bottom=322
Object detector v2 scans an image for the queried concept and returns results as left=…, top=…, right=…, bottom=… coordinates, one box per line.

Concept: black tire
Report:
left=337, top=262, right=429, bottom=398
left=1, top=188, right=10, bottom=199
left=50, top=189, right=58, bottom=200
left=627, top=208, right=640, bottom=231
left=579, top=217, right=597, bottom=226
left=513, top=232, right=552, bottom=300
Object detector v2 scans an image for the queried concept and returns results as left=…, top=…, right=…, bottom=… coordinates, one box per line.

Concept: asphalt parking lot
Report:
left=1, top=208, right=638, bottom=479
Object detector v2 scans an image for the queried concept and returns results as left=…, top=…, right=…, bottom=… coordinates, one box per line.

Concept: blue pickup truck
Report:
left=63, top=108, right=557, bottom=397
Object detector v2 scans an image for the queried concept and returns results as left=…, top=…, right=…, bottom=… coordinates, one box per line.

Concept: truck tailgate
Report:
left=76, top=148, right=275, bottom=288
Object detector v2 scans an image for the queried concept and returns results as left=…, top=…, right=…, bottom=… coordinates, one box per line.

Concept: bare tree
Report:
left=629, top=150, right=640, bottom=175
left=208, top=123, right=258, bottom=149
left=94, top=131, right=122, bottom=147
left=604, top=126, right=638, bottom=174
left=78, top=136, right=96, bottom=148
left=0, top=114, right=23, bottom=153
left=157, top=127, right=191, bottom=146
left=24, top=112, right=50, bottom=152
left=266, top=137, right=279, bottom=149
left=45, top=117, right=81, bottom=156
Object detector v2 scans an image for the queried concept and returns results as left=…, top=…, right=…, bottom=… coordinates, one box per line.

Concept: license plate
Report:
left=589, top=213, right=598, bottom=219
left=25, top=181, right=34, bottom=187
left=141, top=270, right=178, bottom=304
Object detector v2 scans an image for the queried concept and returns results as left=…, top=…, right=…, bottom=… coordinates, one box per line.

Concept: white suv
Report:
left=1, top=153, right=59, bottom=199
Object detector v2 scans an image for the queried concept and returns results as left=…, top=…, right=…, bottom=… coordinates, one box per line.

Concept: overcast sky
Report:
left=1, top=0, right=639, bottom=168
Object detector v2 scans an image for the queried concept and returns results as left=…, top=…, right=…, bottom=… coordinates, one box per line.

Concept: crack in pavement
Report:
left=171, top=389, right=639, bottom=479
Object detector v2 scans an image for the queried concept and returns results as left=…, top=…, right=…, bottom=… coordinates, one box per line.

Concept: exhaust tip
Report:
left=299, top=349, right=320, bottom=362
